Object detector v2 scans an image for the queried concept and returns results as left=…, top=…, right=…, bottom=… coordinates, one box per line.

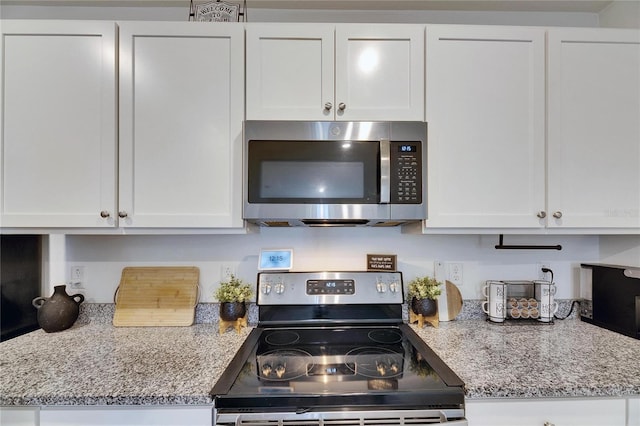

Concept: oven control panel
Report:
left=257, top=271, right=403, bottom=306
left=306, top=279, right=355, bottom=295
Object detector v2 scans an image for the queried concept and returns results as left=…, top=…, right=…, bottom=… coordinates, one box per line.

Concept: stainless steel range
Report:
left=211, top=271, right=467, bottom=425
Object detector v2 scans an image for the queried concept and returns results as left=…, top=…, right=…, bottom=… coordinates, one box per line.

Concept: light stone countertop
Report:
left=411, top=319, right=640, bottom=399
left=0, top=322, right=250, bottom=406
left=1, top=310, right=639, bottom=406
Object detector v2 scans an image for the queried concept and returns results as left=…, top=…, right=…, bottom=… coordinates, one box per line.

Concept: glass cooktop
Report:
left=213, top=324, right=464, bottom=411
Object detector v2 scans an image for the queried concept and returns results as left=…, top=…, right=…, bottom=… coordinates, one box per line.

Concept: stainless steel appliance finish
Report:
left=243, top=121, right=427, bottom=227
left=580, top=263, right=640, bottom=340
left=211, top=271, right=467, bottom=425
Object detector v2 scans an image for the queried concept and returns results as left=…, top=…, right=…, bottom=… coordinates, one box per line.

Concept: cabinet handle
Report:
left=324, top=102, right=333, bottom=111
left=537, top=211, right=547, bottom=219
left=118, top=211, right=128, bottom=218
left=338, top=102, right=346, bottom=111
left=553, top=211, right=563, bottom=219
left=100, top=211, right=110, bottom=218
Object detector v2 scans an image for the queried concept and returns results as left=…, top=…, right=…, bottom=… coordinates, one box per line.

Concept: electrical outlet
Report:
left=448, top=263, right=463, bottom=286
left=221, top=263, right=235, bottom=280
left=69, top=265, right=85, bottom=289
left=538, top=263, right=551, bottom=280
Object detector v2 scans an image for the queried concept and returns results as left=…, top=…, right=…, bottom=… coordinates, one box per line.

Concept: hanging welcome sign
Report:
left=192, top=1, right=241, bottom=22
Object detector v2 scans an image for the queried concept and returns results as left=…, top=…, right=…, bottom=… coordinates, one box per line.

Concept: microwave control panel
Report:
left=390, top=142, right=422, bottom=204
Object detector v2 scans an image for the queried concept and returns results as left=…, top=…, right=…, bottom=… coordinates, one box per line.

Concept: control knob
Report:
left=275, top=364, right=286, bottom=378
left=261, top=363, right=272, bottom=377
left=389, top=282, right=399, bottom=293
left=261, top=283, right=272, bottom=295
left=376, top=282, right=387, bottom=293
left=274, top=283, right=285, bottom=294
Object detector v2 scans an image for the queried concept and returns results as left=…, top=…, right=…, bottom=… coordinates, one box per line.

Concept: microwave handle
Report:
left=380, top=139, right=391, bottom=204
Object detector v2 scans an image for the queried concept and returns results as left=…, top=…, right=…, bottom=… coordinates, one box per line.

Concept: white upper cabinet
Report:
left=246, top=23, right=424, bottom=121
left=118, top=22, right=244, bottom=228
left=424, top=25, right=546, bottom=229
left=334, top=24, right=425, bottom=121
left=246, top=24, right=334, bottom=121
left=1, top=20, right=117, bottom=228
left=547, top=28, right=640, bottom=230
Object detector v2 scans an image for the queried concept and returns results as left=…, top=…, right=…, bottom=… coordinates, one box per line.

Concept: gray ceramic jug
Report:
left=32, top=285, right=84, bottom=333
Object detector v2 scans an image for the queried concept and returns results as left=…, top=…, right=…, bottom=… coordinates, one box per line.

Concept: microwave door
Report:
left=247, top=140, right=380, bottom=204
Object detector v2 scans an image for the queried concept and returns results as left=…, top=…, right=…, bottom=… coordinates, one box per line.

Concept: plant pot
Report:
left=219, top=301, right=246, bottom=321
left=411, top=297, right=437, bottom=316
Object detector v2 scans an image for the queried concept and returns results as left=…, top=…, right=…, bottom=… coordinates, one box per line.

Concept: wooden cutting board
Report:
left=444, top=280, right=464, bottom=321
left=113, top=266, right=199, bottom=327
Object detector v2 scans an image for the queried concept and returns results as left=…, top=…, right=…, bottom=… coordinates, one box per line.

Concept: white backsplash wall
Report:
left=599, top=235, right=640, bottom=267
left=62, top=229, right=599, bottom=303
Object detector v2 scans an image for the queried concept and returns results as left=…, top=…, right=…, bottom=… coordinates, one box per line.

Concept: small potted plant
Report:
left=214, top=274, right=253, bottom=321
left=408, top=276, right=442, bottom=316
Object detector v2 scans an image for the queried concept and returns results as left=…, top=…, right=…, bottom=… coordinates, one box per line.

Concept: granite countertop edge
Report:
left=1, top=303, right=639, bottom=407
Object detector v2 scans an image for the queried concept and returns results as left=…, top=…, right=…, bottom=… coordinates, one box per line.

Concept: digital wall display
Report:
left=259, top=249, right=293, bottom=270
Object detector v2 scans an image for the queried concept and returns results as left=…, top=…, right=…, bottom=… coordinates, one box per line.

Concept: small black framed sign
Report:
left=367, top=254, right=397, bottom=271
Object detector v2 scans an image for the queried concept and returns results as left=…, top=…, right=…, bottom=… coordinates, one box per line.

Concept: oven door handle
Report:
left=442, top=420, right=468, bottom=425
left=380, top=139, right=391, bottom=204
left=231, top=413, right=467, bottom=425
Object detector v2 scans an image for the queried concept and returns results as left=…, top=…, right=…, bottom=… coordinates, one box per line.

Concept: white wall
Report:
left=62, top=230, right=598, bottom=303
left=599, top=235, right=640, bottom=266
left=599, top=0, right=640, bottom=28
left=0, top=5, right=600, bottom=27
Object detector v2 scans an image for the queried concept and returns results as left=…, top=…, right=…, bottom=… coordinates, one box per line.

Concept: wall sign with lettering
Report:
left=367, top=254, right=397, bottom=271
left=190, top=1, right=242, bottom=22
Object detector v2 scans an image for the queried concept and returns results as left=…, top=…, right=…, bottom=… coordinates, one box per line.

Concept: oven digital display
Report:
left=306, top=279, right=355, bottom=295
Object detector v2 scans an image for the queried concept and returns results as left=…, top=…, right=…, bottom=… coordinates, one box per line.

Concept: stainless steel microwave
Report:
left=243, top=121, right=427, bottom=227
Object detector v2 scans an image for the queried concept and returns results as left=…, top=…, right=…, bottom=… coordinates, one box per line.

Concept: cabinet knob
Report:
left=118, top=211, right=128, bottom=218
left=553, top=211, right=563, bottom=219
left=100, top=211, right=110, bottom=218
left=537, top=211, right=547, bottom=219
left=338, top=102, right=346, bottom=111
left=324, top=102, right=333, bottom=111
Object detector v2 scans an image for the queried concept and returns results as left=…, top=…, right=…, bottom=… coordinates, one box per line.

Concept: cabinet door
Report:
left=0, top=20, right=117, bottom=228
left=547, top=28, right=640, bottom=229
left=466, top=397, right=627, bottom=426
left=335, top=24, right=424, bottom=121
left=40, top=406, right=210, bottom=426
left=246, top=23, right=334, bottom=120
left=424, top=25, right=545, bottom=228
left=119, top=22, right=244, bottom=228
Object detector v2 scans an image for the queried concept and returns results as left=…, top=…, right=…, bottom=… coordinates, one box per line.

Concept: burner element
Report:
left=368, top=329, right=403, bottom=345
left=264, top=330, right=300, bottom=346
